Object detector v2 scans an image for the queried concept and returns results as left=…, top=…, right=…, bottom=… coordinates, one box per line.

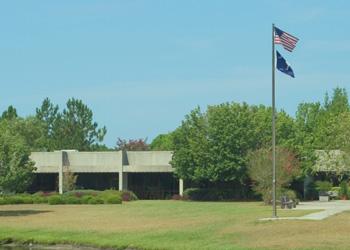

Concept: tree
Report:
left=0, top=123, right=35, bottom=193
left=171, top=107, right=210, bottom=182
left=171, top=103, right=296, bottom=186
left=150, top=133, right=175, bottom=150
left=247, top=147, right=300, bottom=204
left=292, top=102, right=322, bottom=174
left=324, top=87, right=349, bottom=114
left=35, top=98, right=107, bottom=151
left=116, top=138, right=149, bottom=151
left=36, top=98, right=60, bottom=151
left=1, top=105, right=18, bottom=120
left=49, top=98, right=107, bottom=151
left=0, top=116, right=46, bottom=152
left=13, top=117, right=46, bottom=151
left=292, top=88, right=350, bottom=174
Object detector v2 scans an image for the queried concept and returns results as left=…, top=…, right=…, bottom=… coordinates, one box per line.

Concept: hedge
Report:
left=183, top=188, right=243, bottom=201
left=0, top=190, right=137, bottom=205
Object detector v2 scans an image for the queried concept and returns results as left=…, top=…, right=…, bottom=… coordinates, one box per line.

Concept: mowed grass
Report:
left=0, top=200, right=349, bottom=250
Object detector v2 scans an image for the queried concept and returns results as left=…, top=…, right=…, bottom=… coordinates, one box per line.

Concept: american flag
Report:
left=274, top=27, right=299, bottom=52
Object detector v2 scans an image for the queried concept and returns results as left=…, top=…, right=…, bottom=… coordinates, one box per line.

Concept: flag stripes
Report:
left=274, top=27, right=299, bottom=52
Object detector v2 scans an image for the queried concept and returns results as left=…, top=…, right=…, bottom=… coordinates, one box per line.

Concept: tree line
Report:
left=151, top=87, right=350, bottom=199
left=0, top=98, right=107, bottom=192
left=1, top=88, right=350, bottom=195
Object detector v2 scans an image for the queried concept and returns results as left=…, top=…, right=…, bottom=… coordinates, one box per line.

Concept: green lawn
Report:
left=0, top=200, right=348, bottom=250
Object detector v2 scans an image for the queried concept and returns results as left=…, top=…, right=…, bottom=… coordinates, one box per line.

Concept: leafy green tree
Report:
left=324, top=87, right=349, bottom=114
left=0, top=116, right=46, bottom=152
left=13, top=117, right=46, bottom=151
left=292, top=102, right=322, bottom=174
left=150, top=133, right=175, bottom=150
left=0, top=122, right=35, bottom=193
left=1, top=105, right=18, bottom=120
left=292, top=88, right=350, bottom=174
left=172, top=107, right=210, bottom=182
left=171, top=103, right=295, bottom=184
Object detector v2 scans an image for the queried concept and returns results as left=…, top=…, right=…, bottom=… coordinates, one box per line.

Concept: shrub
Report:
left=104, top=195, right=122, bottom=204
left=32, top=196, right=48, bottom=204
left=73, top=192, right=85, bottom=198
left=100, top=190, right=119, bottom=195
left=81, top=195, right=94, bottom=204
left=121, top=191, right=138, bottom=201
left=339, top=181, right=349, bottom=199
left=0, top=197, right=6, bottom=205
left=0, top=195, right=33, bottom=204
left=65, top=190, right=100, bottom=198
left=315, top=181, right=332, bottom=194
left=278, top=189, right=297, bottom=201
left=4, top=196, right=25, bottom=204
left=19, top=196, right=33, bottom=204
left=33, top=191, right=57, bottom=197
left=183, top=188, right=238, bottom=201
left=0, top=189, right=136, bottom=205
left=65, top=196, right=81, bottom=204
left=171, top=194, right=183, bottom=200
left=98, top=190, right=122, bottom=204
left=331, top=187, right=341, bottom=199
left=247, top=147, right=300, bottom=204
left=48, top=195, right=65, bottom=205
left=88, top=197, right=104, bottom=204
left=183, top=188, right=204, bottom=201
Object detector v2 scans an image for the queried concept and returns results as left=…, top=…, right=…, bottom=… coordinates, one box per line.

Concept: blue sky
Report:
left=1, top=1, right=350, bottom=147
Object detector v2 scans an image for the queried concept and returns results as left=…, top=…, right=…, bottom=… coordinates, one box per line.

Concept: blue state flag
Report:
left=276, top=50, right=295, bottom=78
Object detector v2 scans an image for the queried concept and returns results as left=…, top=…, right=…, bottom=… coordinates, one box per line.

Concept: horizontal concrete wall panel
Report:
left=31, top=152, right=61, bottom=173
left=126, top=151, right=173, bottom=167
left=67, top=151, right=122, bottom=173
left=123, top=165, right=174, bottom=173
left=31, top=151, right=174, bottom=173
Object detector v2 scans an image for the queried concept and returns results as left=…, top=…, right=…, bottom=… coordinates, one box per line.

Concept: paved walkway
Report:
left=260, top=200, right=350, bottom=221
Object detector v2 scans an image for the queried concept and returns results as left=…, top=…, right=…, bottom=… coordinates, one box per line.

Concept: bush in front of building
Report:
left=81, top=195, right=94, bottom=204
left=88, top=197, right=105, bottom=204
left=64, top=189, right=100, bottom=198
left=32, top=195, right=49, bottom=204
left=171, top=194, right=185, bottom=200
left=32, top=191, right=56, bottom=203
left=0, top=189, right=138, bottom=205
left=65, top=189, right=137, bottom=202
left=98, top=190, right=122, bottom=204
left=0, top=194, right=34, bottom=204
left=121, top=190, right=138, bottom=201
left=48, top=195, right=66, bottom=205
left=104, top=195, right=122, bottom=204
left=183, top=188, right=210, bottom=201
left=64, top=196, right=81, bottom=204
left=183, top=188, right=242, bottom=201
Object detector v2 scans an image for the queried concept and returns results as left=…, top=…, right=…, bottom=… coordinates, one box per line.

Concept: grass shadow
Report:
left=0, top=210, right=52, bottom=217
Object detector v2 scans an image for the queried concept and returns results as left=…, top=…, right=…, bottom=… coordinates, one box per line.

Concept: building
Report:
left=30, top=150, right=184, bottom=199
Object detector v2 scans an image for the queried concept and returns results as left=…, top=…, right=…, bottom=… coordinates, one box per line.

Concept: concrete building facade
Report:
left=30, top=150, right=183, bottom=198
